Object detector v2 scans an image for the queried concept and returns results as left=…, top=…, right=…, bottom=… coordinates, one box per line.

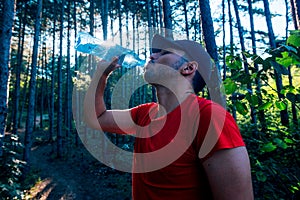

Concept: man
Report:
left=83, top=34, right=253, bottom=200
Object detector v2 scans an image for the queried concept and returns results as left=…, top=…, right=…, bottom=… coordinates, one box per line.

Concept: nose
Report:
left=149, top=53, right=160, bottom=61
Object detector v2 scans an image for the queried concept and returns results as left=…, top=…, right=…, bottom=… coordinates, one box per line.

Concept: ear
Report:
left=181, top=61, right=198, bottom=76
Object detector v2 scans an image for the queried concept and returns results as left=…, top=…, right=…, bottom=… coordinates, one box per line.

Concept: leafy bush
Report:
left=0, top=134, right=25, bottom=199
left=241, top=121, right=300, bottom=199
left=226, top=30, right=300, bottom=199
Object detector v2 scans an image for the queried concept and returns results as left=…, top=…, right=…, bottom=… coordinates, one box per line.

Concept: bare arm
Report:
left=83, top=58, right=136, bottom=134
left=202, top=147, right=254, bottom=200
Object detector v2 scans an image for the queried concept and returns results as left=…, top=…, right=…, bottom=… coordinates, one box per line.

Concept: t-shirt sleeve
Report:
left=195, top=101, right=245, bottom=162
left=130, top=103, right=155, bottom=125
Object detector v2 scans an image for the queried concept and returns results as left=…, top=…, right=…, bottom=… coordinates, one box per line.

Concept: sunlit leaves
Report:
left=284, top=138, right=294, bottom=144
left=225, top=55, right=242, bottom=70
left=276, top=51, right=300, bottom=67
left=287, top=30, right=300, bottom=47
left=235, top=101, right=248, bottom=115
left=280, top=86, right=298, bottom=95
left=227, top=30, right=300, bottom=199
left=273, top=138, right=288, bottom=149
left=223, top=78, right=237, bottom=95
left=261, top=142, right=277, bottom=152
left=258, top=101, right=272, bottom=110
left=245, top=93, right=259, bottom=106
left=274, top=100, right=286, bottom=110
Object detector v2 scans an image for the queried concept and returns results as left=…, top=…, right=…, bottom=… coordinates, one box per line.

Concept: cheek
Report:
left=157, top=55, right=174, bottom=66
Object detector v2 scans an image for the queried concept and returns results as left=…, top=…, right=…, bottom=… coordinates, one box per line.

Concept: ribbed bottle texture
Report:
left=75, top=32, right=145, bottom=68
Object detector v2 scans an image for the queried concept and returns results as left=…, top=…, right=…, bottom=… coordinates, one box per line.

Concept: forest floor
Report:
left=19, top=130, right=132, bottom=200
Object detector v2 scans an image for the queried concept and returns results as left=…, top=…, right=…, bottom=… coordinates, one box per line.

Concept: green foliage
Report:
left=72, top=71, right=91, bottom=92
left=235, top=101, right=248, bottom=115
left=0, top=134, right=25, bottom=199
left=223, top=78, right=237, bottom=95
left=225, top=30, right=300, bottom=199
left=242, top=122, right=300, bottom=199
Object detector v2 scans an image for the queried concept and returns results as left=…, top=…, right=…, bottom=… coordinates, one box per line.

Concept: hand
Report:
left=98, top=56, right=121, bottom=76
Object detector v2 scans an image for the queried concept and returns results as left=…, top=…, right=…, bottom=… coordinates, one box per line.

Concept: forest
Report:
left=0, top=0, right=300, bottom=199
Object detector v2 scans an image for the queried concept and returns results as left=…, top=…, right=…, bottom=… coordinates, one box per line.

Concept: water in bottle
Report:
left=75, top=32, right=145, bottom=68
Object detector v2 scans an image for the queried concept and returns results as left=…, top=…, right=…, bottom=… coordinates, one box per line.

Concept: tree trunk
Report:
left=65, top=0, right=72, bottom=140
left=12, top=1, right=27, bottom=135
left=57, top=0, right=65, bottom=158
left=162, top=0, right=173, bottom=38
left=286, top=0, right=299, bottom=125
left=49, top=0, right=57, bottom=142
left=263, top=0, right=289, bottom=126
left=100, top=0, right=108, bottom=40
left=158, top=0, right=163, bottom=34
left=147, top=0, right=153, bottom=41
left=232, top=0, right=256, bottom=124
left=18, top=63, right=30, bottom=129
left=296, top=0, right=300, bottom=26
left=183, top=0, right=189, bottom=39
left=199, top=0, right=218, bottom=64
left=291, top=0, right=300, bottom=30
left=199, top=0, right=225, bottom=107
left=221, top=0, right=226, bottom=80
left=40, top=45, right=45, bottom=129
left=73, top=0, right=79, bottom=147
left=23, top=0, right=43, bottom=174
left=117, top=0, right=122, bottom=45
left=228, top=0, right=237, bottom=120
left=0, top=0, right=15, bottom=157
left=248, top=0, right=266, bottom=132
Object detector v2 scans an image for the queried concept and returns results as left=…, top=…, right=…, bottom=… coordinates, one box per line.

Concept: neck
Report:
left=154, top=84, right=194, bottom=115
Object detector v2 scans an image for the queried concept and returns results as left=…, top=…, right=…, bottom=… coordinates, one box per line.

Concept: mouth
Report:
left=144, top=60, right=155, bottom=70
left=148, top=60, right=155, bottom=65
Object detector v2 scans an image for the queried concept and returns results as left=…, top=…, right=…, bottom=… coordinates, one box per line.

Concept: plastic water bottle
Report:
left=75, top=32, right=145, bottom=68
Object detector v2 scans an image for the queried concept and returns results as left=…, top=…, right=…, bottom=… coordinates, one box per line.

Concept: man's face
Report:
left=143, top=48, right=188, bottom=85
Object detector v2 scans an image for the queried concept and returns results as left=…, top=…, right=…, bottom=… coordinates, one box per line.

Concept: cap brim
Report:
left=151, top=34, right=183, bottom=53
left=151, top=34, right=212, bottom=83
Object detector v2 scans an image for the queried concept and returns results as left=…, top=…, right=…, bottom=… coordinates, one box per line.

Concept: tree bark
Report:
left=12, top=1, right=27, bottom=135
left=263, top=0, right=289, bottom=126
left=49, top=0, right=57, bottom=142
left=100, top=0, right=108, bottom=40
left=23, top=0, right=43, bottom=173
left=291, top=0, right=300, bottom=30
left=232, top=0, right=256, bottom=124
left=65, top=0, right=72, bottom=139
left=162, top=0, right=173, bottom=38
left=199, top=0, right=218, bottom=64
left=227, top=0, right=237, bottom=119
left=248, top=0, right=266, bottom=132
left=199, top=0, right=225, bottom=107
left=57, top=0, right=65, bottom=158
left=0, top=0, right=15, bottom=157
left=183, top=0, right=189, bottom=39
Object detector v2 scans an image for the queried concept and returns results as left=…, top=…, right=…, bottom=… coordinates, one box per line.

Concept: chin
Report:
left=143, top=70, right=154, bottom=83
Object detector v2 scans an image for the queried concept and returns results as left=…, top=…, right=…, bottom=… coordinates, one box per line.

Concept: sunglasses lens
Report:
left=150, top=48, right=161, bottom=54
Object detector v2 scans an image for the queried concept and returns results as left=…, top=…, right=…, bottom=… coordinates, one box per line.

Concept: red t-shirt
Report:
left=130, top=94, right=245, bottom=200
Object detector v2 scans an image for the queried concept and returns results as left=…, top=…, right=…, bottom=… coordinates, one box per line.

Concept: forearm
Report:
left=83, top=65, right=109, bottom=129
left=95, top=74, right=108, bottom=117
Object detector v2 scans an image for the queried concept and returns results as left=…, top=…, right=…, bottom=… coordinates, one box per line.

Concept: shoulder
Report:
left=130, top=102, right=157, bottom=123
left=131, top=102, right=157, bottom=114
left=193, top=95, right=229, bottom=120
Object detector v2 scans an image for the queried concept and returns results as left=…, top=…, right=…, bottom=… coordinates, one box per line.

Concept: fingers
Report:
left=110, top=56, right=121, bottom=68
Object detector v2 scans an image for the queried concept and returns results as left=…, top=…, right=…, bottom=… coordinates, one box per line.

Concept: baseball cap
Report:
left=151, top=34, right=213, bottom=85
